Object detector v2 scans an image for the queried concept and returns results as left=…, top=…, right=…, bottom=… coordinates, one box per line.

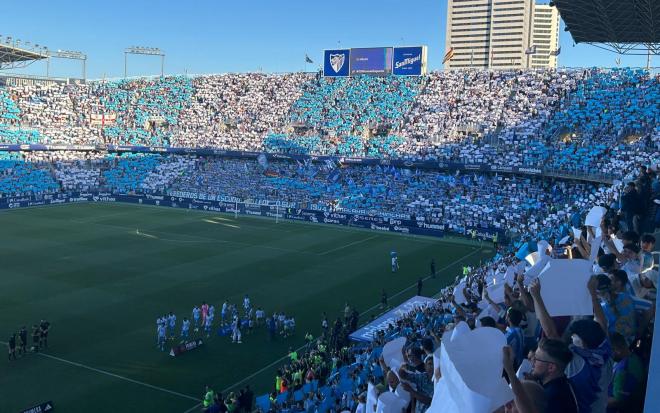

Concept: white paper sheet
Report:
left=525, top=252, right=540, bottom=266
left=426, top=323, right=513, bottom=413
left=504, top=266, right=517, bottom=285
left=453, top=281, right=468, bottom=305
left=376, top=391, right=407, bottom=413
left=523, top=253, right=551, bottom=285
left=589, top=236, right=602, bottom=262
left=486, top=283, right=506, bottom=304
left=585, top=206, right=606, bottom=228
left=516, top=359, right=533, bottom=381
left=572, top=227, right=582, bottom=240
left=538, top=259, right=594, bottom=317
left=382, top=337, right=406, bottom=376
left=367, top=383, right=378, bottom=413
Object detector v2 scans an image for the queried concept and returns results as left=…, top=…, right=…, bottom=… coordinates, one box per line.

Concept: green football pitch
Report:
left=0, top=203, right=492, bottom=413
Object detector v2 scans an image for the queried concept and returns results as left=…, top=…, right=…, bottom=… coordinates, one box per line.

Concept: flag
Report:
left=305, top=54, right=314, bottom=64
left=442, top=47, right=455, bottom=64
left=551, top=47, right=561, bottom=56
left=327, top=168, right=341, bottom=183
left=615, top=57, right=621, bottom=66
left=324, top=159, right=336, bottom=171
left=525, top=45, right=537, bottom=55
left=257, top=153, right=269, bottom=169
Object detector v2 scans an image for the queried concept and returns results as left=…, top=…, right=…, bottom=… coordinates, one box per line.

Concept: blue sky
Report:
left=1, top=0, right=652, bottom=79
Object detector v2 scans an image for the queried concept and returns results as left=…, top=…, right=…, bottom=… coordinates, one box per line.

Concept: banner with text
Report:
left=350, top=296, right=438, bottom=342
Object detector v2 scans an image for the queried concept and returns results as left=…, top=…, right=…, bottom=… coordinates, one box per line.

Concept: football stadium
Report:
left=0, top=1, right=659, bottom=412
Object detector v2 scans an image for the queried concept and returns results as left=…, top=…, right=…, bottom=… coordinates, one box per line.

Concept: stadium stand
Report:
left=0, top=68, right=656, bottom=178
left=0, top=67, right=658, bottom=413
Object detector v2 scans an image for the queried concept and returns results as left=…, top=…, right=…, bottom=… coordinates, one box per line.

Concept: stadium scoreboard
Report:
left=350, top=47, right=394, bottom=75
left=324, top=46, right=427, bottom=77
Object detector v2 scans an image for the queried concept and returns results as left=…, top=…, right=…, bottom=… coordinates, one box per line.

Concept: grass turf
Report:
left=0, top=203, right=492, bottom=412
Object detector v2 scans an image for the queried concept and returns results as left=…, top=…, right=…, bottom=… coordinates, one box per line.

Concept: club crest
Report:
left=330, top=54, right=345, bottom=73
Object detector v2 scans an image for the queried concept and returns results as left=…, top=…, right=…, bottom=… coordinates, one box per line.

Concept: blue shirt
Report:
left=567, top=340, right=613, bottom=413
left=505, top=326, right=525, bottom=367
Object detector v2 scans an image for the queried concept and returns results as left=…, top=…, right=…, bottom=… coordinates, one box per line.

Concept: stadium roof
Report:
left=552, top=0, right=660, bottom=55
left=0, top=43, right=48, bottom=70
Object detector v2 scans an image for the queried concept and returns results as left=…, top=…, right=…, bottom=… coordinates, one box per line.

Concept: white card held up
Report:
left=589, top=236, right=602, bottom=262
left=516, top=359, right=533, bottom=381
left=504, top=266, right=516, bottom=285
left=453, top=281, right=468, bottom=305
left=525, top=252, right=540, bottom=266
left=426, top=323, right=513, bottom=413
left=585, top=206, right=606, bottom=228
left=538, top=259, right=594, bottom=317
left=367, top=383, right=378, bottom=413
left=485, top=283, right=506, bottom=304
left=572, top=227, right=583, bottom=240
left=382, top=337, right=406, bottom=374
left=376, top=391, right=407, bottom=413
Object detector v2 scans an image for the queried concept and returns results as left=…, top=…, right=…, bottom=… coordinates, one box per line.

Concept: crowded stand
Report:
left=164, top=157, right=606, bottom=238
left=171, top=73, right=308, bottom=150
left=288, top=76, right=421, bottom=140
left=97, top=76, right=193, bottom=146
left=0, top=68, right=658, bottom=178
left=0, top=158, right=59, bottom=196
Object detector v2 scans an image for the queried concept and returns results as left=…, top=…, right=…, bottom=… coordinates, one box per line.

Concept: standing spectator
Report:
left=608, top=332, right=646, bottom=413
left=505, top=308, right=525, bottom=369
left=203, top=385, right=215, bottom=412
left=528, top=338, right=579, bottom=413
left=399, top=355, right=434, bottom=413
left=595, top=274, right=636, bottom=343
left=620, top=182, right=641, bottom=233
left=243, top=385, right=254, bottom=413
left=530, top=277, right=613, bottom=413
left=503, top=346, right=548, bottom=413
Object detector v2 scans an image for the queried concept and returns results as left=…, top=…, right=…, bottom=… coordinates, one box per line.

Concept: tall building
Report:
left=444, top=0, right=559, bottom=70
left=531, top=4, right=561, bottom=68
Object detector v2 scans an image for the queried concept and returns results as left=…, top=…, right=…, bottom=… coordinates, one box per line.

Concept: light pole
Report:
left=48, top=49, right=87, bottom=80
left=124, top=46, right=165, bottom=78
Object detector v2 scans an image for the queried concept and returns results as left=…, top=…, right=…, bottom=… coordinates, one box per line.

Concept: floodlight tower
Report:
left=48, top=49, right=88, bottom=80
left=124, top=46, right=165, bottom=78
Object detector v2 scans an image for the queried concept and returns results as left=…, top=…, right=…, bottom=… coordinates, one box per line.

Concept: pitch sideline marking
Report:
left=181, top=246, right=484, bottom=413
left=0, top=344, right=201, bottom=403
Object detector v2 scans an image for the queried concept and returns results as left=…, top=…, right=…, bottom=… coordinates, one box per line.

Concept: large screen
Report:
left=349, top=47, right=393, bottom=76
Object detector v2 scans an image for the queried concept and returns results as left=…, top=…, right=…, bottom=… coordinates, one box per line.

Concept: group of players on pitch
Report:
left=156, top=295, right=262, bottom=351
left=7, top=320, right=50, bottom=361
